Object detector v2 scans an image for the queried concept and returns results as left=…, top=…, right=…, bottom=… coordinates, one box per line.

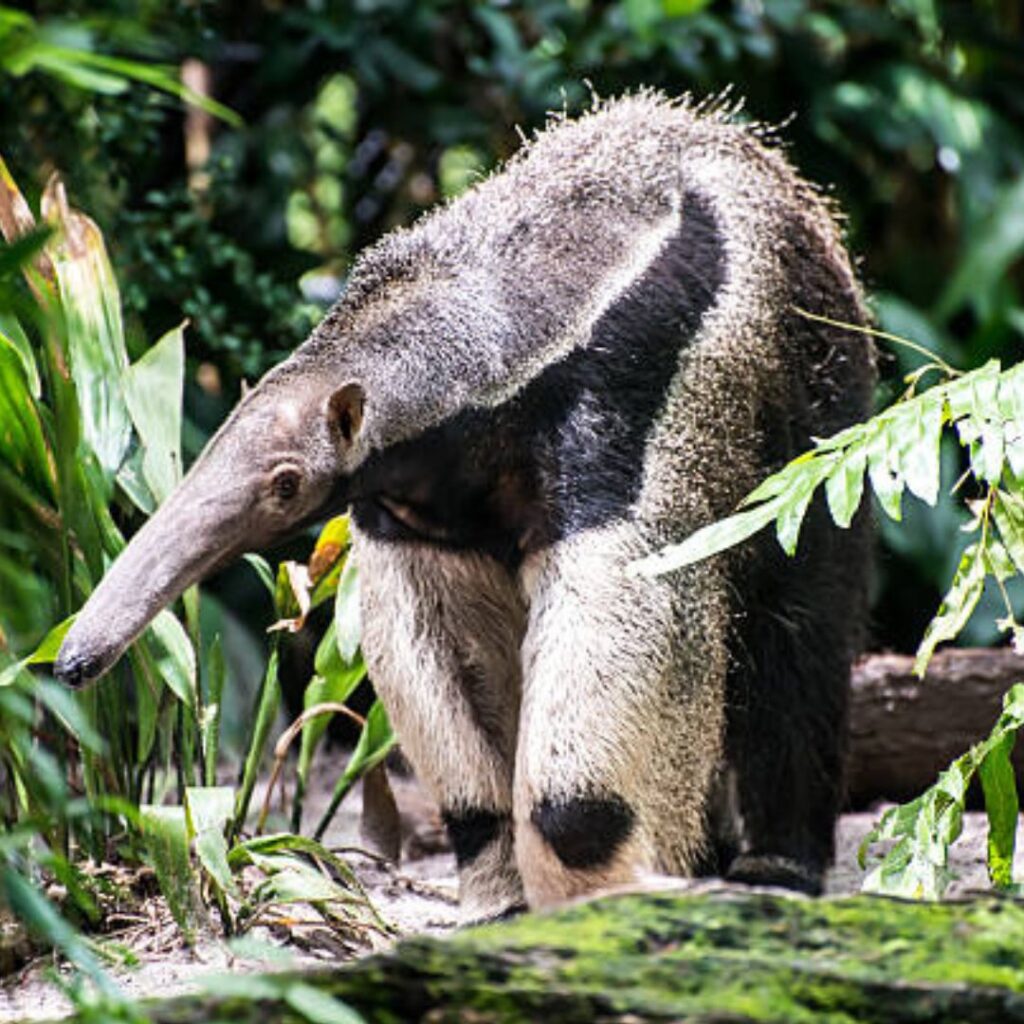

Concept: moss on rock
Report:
left=72, top=890, right=1024, bottom=1023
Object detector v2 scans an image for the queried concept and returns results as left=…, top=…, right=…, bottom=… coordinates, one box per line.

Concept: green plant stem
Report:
left=792, top=305, right=961, bottom=378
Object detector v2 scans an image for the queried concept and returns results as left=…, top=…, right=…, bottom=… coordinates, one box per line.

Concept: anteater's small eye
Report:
left=271, top=467, right=302, bottom=502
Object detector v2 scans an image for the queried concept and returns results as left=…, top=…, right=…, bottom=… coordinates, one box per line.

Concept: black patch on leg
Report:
left=442, top=808, right=505, bottom=868
left=531, top=793, right=636, bottom=870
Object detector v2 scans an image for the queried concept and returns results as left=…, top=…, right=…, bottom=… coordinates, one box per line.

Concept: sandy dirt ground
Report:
left=2, top=761, right=1020, bottom=1023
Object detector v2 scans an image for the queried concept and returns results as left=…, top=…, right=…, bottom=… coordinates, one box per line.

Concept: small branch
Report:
left=256, top=703, right=366, bottom=834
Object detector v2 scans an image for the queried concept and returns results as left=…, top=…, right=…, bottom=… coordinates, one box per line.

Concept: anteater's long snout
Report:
left=54, top=482, right=240, bottom=688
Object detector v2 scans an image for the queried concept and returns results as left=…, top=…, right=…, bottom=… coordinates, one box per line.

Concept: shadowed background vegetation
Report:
left=3, top=0, right=1023, bottom=667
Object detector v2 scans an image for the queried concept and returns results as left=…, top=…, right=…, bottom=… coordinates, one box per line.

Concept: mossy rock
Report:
left=85, top=890, right=1024, bottom=1023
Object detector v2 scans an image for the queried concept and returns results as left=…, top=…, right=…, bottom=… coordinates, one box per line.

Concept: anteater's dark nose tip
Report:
left=53, top=645, right=105, bottom=689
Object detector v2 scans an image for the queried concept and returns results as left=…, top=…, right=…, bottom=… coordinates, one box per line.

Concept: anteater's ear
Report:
left=327, top=382, right=366, bottom=447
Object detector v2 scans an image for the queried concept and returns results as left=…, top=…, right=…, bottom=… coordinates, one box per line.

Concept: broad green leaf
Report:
left=140, top=805, right=201, bottom=944
left=334, top=554, right=362, bottom=664
left=123, top=322, right=185, bottom=504
left=0, top=309, right=40, bottom=397
left=185, top=786, right=238, bottom=899
left=116, top=444, right=157, bottom=515
left=146, top=610, right=197, bottom=710
left=632, top=496, right=784, bottom=576
left=960, top=421, right=1006, bottom=486
left=913, top=542, right=986, bottom=676
left=774, top=460, right=832, bottom=556
left=315, top=620, right=368, bottom=695
left=250, top=854, right=361, bottom=905
left=945, top=360, right=1000, bottom=421
left=896, top=394, right=944, bottom=505
left=825, top=445, right=866, bottom=529
left=663, top=0, right=712, bottom=14
left=741, top=461, right=802, bottom=507
left=42, top=175, right=132, bottom=481
left=0, top=335, right=53, bottom=501
left=133, top=645, right=161, bottom=766
left=0, top=616, right=75, bottom=687
left=978, top=733, right=1018, bottom=890
left=33, top=677, right=105, bottom=754
left=984, top=539, right=1016, bottom=583
left=992, top=490, right=1024, bottom=575
left=10, top=38, right=241, bottom=123
left=866, top=429, right=904, bottom=522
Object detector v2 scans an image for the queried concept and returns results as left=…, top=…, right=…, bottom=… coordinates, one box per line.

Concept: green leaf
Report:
left=632, top=497, right=784, bottom=576
left=0, top=616, right=75, bottom=687
left=896, top=394, right=944, bottom=505
left=33, top=677, right=106, bottom=754
left=229, top=833, right=361, bottom=891
left=145, top=610, right=197, bottom=711
left=315, top=620, right=368, bottom=696
left=946, top=360, right=1001, bottom=420
left=123, top=322, right=185, bottom=504
left=825, top=445, right=867, bottom=529
left=185, top=786, right=238, bottom=899
left=140, top=805, right=202, bottom=943
left=0, top=333, right=53, bottom=501
left=992, top=490, right=1024, bottom=575
left=861, top=684, right=1024, bottom=899
left=663, top=0, right=712, bottom=14
left=43, top=179, right=132, bottom=481
left=0, top=308, right=40, bottom=397
left=978, top=733, right=1018, bottom=890
left=233, top=645, right=281, bottom=837
left=333, top=555, right=362, bottom=665
left=774, top=460, right=832, bottom=556
left=867, top=428, right=904, bottom=522
left=913, top=542, right=987, bottom=676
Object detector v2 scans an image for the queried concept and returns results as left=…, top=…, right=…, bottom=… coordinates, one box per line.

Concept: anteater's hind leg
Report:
left=723, top=499, right=869, bottom=895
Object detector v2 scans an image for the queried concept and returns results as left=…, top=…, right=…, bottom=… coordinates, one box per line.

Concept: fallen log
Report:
left=53, top=889, right=1024, bottom=1023
left=847, top=648, right=1024, bottom=807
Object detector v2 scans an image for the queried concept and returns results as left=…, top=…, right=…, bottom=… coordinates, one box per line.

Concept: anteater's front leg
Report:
left=513, top=523, right=730, bottom=909
left=355, top=532, right=527, bottom=919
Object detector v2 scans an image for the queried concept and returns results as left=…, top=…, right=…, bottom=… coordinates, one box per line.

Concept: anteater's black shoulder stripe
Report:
left=350, top=191, right=726, bottom=558
left=518, top=190, right=726, bottom=540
